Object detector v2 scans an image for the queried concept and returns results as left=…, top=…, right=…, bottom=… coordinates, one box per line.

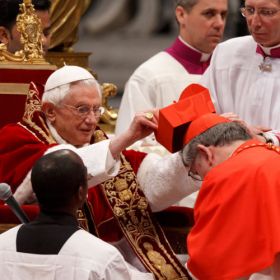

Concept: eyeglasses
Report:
left=240, top=6, right=280, bottom=18
left=187, top=158, right=203, bottom=182
left=63, top=104, right=105, bottom=118
left=188, top=169, right=203, bottom=181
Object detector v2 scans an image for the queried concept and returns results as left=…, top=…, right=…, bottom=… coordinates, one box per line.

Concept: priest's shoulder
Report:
left=131, top=51, right=176, bottom=78
left=0, top=225, right=21, bottom=250
left=63, top=229, right=124, bottom=260
left=215, top=35, right=255, bottom=56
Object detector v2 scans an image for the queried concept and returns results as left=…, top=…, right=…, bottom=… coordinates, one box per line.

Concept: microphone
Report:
left=0, top=183, right=30, bottom=224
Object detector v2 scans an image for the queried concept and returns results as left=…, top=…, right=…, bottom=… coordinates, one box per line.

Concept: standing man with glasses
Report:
left=200, top=0, right=280, bottom=146
left=181, top=113, right=280, bottom=279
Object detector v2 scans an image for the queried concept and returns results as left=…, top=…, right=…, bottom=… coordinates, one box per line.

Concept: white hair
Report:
left=42, top=78, right=102, bottom=105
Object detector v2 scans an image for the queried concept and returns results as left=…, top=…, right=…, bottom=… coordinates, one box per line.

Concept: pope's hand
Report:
left=126, top=109, right=159, bottom=144
left=109, top=109, right=159, bottom=159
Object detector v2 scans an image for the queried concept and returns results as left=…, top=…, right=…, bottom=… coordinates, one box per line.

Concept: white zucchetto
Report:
left=45, top=65, right=95, bottom=91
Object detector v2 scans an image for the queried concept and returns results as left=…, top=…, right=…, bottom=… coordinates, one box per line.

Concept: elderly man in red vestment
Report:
left=181, top=113, right=280, bottom=279
left=0, top=65, right=198, bottom=279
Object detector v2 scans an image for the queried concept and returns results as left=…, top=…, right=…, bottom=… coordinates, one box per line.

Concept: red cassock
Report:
left=187, top=140, right=280, bottom=279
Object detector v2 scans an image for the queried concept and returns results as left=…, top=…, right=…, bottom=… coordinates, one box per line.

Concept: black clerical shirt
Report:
left=16, top=211, right=79, bottom=254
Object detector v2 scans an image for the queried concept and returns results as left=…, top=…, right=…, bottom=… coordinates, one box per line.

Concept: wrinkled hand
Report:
left=247, top=125, right=272, bottom=142
left=249, top=125, right=271, bottom=134
left=109, top=109, right=159, bottom=159
left=126, top=109, right=159, bottom=143
left=220, top=112, right=271, bottom=140
left=221, top=112, right=243, bottom=122
left=222, top=111, right=253, bottom=132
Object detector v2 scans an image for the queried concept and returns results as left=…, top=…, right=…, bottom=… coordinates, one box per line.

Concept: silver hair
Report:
left=175, top=0, right=199, bottom=12
left=181, top=121, right=252, bottom=166
left=42, top=78, right=102, bottom=106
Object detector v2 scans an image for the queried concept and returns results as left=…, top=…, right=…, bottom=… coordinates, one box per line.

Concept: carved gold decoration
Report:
left=144, top=242, right=180, bottom=280
left=16, top=0, right=45, bottom=62
left=99, top=83, right=118, bottom=134
left=101, top=83, right=118, bottom=119
left=0, top=0, right=50, bottom=65
left=0, top=43, right=24, bottom=62
left=21, top=82, right=56, bottom=145
left=49, top=0, right=92, bottom=51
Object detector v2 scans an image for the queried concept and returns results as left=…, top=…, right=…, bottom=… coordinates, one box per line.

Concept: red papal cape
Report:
left=0, top=124, right=54, bottom=193
left=187, top=140, right=280, bottom=279
left=0, top=122, right=146, bottom=241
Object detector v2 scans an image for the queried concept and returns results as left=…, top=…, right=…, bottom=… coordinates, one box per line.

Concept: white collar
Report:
left=259, top=42, right=280, bottom=56
left=178, top=36, right=212, bottom=62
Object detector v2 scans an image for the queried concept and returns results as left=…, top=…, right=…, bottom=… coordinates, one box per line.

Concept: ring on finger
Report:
left=145, top=112, right=154, bottom=120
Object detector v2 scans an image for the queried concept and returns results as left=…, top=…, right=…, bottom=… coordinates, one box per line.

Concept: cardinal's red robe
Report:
left=187, top=140, right=280, bottom=279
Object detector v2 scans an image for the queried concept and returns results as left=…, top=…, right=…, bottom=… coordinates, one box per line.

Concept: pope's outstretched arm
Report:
left=14, top=110, right=158, bottom=205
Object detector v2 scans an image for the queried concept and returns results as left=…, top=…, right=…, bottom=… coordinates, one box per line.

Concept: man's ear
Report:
left=197, top=144, right=215, bottom=166
left=0, top=26, right=10, bottom=45
left=78, top=185, right=87, bottom=206
left=175, top=5, right=188, bottom=25
left=42, top=102, right=56, bottom=123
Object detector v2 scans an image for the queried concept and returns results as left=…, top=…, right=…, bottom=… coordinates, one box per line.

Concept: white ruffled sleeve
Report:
left=14, top=141, right=120, bottom=204
left=137, top=152, right=201, bottom=212
left=45, top=141, right=120, bottom=187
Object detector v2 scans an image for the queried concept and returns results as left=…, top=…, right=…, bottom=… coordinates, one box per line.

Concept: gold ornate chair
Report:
left=0, top=0, right=56, bottom=128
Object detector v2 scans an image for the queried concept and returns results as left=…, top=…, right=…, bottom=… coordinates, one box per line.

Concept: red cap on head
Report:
left=184, top=113, right=230, bottom=145
left=155, top=84, right=215, bottom=153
